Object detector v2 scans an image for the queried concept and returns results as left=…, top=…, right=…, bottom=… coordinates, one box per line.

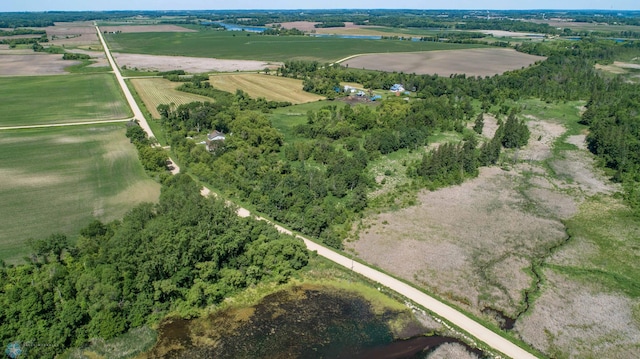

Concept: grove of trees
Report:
left=0, top=175, right=309, bottom=357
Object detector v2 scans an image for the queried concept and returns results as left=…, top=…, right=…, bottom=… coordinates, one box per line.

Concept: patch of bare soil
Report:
left=66, top=48, right=109, bottom=67
left=472, top=30, right=543, bottom=38
left=46, top=21, right=99, bottom=47
left=565, top=134, right=587, bottom=150
left=0, top=35, right=41, bottom=41
left=0, top=53, right=78, bottom=76
left=112, top=53, right=280, bottom=73
left=342, top=48, right=545, bottom=77
left=516, top=270, right=640, bottom=358
left=272, top=21, right=366, bottom=32
left=518, top=117, right=565, bottom=161
left=270, top=21, right=320, bottom=31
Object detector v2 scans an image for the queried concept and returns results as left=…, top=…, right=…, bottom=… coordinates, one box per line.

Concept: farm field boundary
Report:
left=0, top=124, right=160, bottom=264
left=105, top=31, right=487, bottom=63
left=342, top=48, right=546, bottom=77
left=208, top=73, right=325, bottom=104
left=130, top=78, right=213, bottom=118
left=0, top=73, right=131, bottom=127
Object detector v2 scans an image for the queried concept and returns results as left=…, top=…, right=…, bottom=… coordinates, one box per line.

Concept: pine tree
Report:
left=473, top=112, right=484, bottom=134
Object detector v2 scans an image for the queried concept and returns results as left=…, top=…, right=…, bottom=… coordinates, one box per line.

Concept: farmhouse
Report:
left=343, top=85, right=357, bottom=93
left=390, top=84, right=405, bottom=93
left=208, top=130, right=225, bottom=141
left=206, top=130, right=226, bottom=152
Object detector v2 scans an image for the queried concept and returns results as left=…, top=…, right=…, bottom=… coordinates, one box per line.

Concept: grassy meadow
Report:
left=105, top=30, right=487, bottom=62
left=0, top=74, right=131, bottom=127
left=130, top=78, right=213, bottom=118
left=0, top=124, right=161, bottom=264
left=209, top=73, right=325, bottom=104
left=269, top=101, right=331, bottom=143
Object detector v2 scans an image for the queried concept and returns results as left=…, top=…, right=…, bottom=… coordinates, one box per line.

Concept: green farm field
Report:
left=0, top=74, right=131, bottom=127
left=0, top=124, right=160, bottom=264
left=105, top=31, right=488, bottom=62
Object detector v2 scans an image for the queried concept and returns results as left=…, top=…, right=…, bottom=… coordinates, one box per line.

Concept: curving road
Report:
left=96, top=25, right=536, bottom=359
left=200, top=186, right=538, bottom=359
left=96, top=25, right=180, bottom=174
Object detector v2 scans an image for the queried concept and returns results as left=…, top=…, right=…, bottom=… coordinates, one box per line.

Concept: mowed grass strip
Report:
left=0, top=124, right=160, bottom=264
left=106, top=31, right=487, bottom=63
left=130, top=78, right=213, bottom=118
left=209, top=73, right=325, bottom=104
left=0, top=74, right=131, bottom=127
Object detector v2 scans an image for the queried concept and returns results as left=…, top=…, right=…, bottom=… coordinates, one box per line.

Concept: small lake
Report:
left=142, top=285, right=485, bottom=358
left=207, top=22, right=268, bottom=32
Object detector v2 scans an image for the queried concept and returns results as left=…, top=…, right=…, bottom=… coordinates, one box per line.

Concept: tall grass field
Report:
left=130, top=78, right=213, bottom=118
left=0, top=74, right=131, bottom=127
left=0, top=124, right=160, bottom=264
left=209, top=73, right=325, bottom=104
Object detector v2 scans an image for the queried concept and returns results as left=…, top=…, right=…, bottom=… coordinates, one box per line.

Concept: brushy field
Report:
left=209, top=73, right=325, bottom=104
left=514, top=197, right=640, bottom=358
left=105, top=31, right=487, bottom=63
left=129, top=78, right=213, bottom=118
left=0, top=74, right=131, bottom=127
left=348, top=101, right=640, bottom=358
left=0, top=124, right=160, bottom=264
left=268, top=101, right=331, bottom=143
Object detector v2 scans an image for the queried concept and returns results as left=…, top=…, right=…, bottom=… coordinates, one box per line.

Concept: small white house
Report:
left=207, top=130, right=226, bottom=142
left=343, top=85, right=357, bottom=93
left=206, top=130, right=226, bottom=152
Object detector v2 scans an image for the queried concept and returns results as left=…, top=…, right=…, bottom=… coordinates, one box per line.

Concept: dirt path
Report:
left=96, top=25, right=180, bottom=174
left=199, top=186, right=538, bottom=359
left=0, top=118, right=133, bottom=131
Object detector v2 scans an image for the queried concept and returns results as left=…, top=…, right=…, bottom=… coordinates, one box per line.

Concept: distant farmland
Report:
left=130, top=78, right=213, bottom=118
left=342, top=48, right=546, bottom=77
left=0, top=74, right=131, bottom=127
left=105, top=31, right=487, bottom=63
left=0, top=124, right=160, bottom=264
left=208, top=74, right=325, bottom=104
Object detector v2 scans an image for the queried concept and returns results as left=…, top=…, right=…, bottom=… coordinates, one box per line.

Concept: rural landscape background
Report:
left=1, top=5, right=639, bottom=359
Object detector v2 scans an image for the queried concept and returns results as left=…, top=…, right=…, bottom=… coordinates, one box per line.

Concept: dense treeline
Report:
left=412, top=112, right=529, bottom=188
left=261, top=27, right=305, bottom=36
left=0, top=34, right=47, bottom=46
left=62, top=53, right=90, bottom=60
left=160, top=99, right=365, bottom=248
left=582, top=78, right=640, bottom=210
left=0, top=175, right=309, bottom=357
left=125, top=121, right=169, bottom=175
left=0, top=28, right=46, bottom=36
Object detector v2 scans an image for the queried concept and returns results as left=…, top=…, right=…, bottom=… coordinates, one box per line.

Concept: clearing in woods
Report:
left=0, top=124, right=160, bottom=264
left=130, top=78, right=213, bottom=118
left=0, top=74, right=131, bottom=126
left=208, top=73, right=325, bottom=104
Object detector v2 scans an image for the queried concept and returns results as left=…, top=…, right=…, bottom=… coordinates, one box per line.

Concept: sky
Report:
left=1, top=1, right=638, bottom=12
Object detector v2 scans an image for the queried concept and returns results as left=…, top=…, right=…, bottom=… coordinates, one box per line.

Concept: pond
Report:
left=142, top=285, right=485, bottom=358
left=206, top=22, right=268, bottom=32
